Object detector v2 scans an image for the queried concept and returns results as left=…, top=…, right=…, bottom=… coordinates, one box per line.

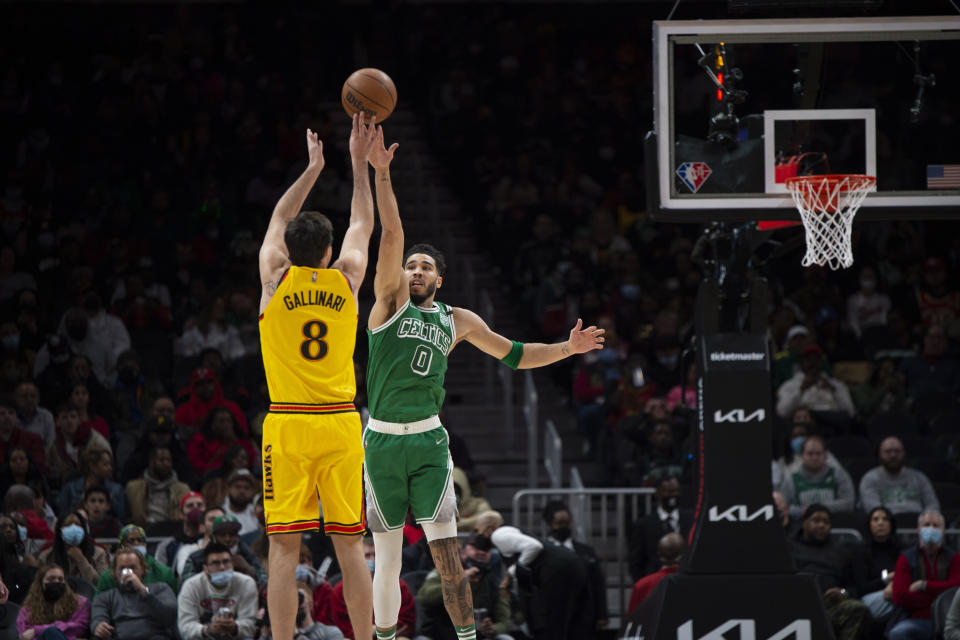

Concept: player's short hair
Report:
left=285, top=211, right=333, bottom=268
left=404, top=243, right=447, bottom=277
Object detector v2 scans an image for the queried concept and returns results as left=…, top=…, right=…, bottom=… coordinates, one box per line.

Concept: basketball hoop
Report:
left=785, top=174, right=876, bottom=270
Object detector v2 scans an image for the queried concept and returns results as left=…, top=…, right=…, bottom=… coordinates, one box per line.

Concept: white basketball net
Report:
left=785, top=175, right=876, bottom=270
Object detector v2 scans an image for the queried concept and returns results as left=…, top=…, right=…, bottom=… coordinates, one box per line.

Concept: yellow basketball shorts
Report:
left=262, top=403, right=365, bottom=536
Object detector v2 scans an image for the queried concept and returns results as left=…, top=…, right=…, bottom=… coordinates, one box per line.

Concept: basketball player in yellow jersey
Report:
left=259, top=114, right=378, bottom=640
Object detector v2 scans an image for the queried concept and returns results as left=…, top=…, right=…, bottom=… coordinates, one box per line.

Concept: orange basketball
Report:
left=341, top=68, right=397, bottom=123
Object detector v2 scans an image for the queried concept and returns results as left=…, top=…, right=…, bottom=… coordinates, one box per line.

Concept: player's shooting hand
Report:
left=349, top=113, right=378, bottom=162
left=305, top=128, right=324, bottom=172
left=368, top=126, right=399, bottom=171
left=566, top=318, right=605, bottom=354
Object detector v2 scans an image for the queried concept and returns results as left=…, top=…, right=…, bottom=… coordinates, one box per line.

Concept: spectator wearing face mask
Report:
left=4, top=484, right=53, bottom=545
left=37, top=511, right=109, bottom=585
left=153, top=492, right=205, bottom=571
left=16, top=562, right=90, bottom=640
left=172, top=507, right=224, bottom=579
left=775, top=412, right=841, bottom=486
left=177, top=543, right=258, bottom=640
left=90, top=546, right=177, bottom=640
left=95, top=525, right=176, bottom=595
left=889, top=510, right=960, bottom=640
left=180, top=515, right=265, bottom=588
left=319, top=536, right=415, bottom=640
left=542, top=501, right=607, bottom=636
left=0, top=512, right=36, bottom=567
left=628, top=476, right=693, bottom=581
left=418, top=534, right=510, bottom=640
left=290, top=585, right=345, bottom=640
left=846, top=266, right=891, bottom=340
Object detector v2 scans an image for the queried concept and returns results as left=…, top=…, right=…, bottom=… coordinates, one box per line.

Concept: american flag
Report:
left=927, top=165, right=960, bottom=189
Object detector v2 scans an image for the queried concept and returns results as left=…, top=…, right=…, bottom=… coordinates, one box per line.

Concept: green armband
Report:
left=500, top=340, right=524, bottom=370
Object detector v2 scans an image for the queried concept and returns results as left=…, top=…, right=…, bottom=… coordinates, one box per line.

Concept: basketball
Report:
left=341, top=68, right=397, bottom=123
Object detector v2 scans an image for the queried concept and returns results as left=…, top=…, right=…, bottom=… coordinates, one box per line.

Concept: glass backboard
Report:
left=648, top=16, right=960, bottom=221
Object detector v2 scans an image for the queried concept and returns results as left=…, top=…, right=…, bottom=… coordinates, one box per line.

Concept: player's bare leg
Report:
left=428, top=536, right=476, bottom=639
left=332, top=533, right=375, bottom=640
left=267, top=532, right=301, bottom=640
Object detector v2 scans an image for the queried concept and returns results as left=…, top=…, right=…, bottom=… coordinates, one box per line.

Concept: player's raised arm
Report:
left=259, top=129, right=324, bottom=312
left=453, top=309, right=605, bottom=369
left=368, top=126, right=405, bottom=327
left=332, top=113, right=379, bottom=297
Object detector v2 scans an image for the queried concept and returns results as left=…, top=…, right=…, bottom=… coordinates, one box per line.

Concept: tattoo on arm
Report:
left=428, top=537, right=474, bottom=625
left=561, top=341, right=570, bottom=356
left=264, top=281, right=278, bottom=295
left=379, top=175, right=390, bottom=182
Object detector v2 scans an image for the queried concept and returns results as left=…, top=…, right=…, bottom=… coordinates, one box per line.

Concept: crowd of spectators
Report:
left=0, top=3, right=959, bottom=639
left=406, top=6, right=960, bottom=639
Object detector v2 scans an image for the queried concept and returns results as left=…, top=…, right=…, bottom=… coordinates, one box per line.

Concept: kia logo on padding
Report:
left=713, top=408, right=765, bottom=423
left=708, top=505, right=775, bottom=522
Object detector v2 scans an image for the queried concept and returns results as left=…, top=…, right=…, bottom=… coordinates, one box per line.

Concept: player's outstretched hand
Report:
left=368, top=126, right=399, bottom=171
left=306, top=128, right=324, bottom=172
left=349, top=112, right=378, bottom=162
left=567, top=318, right=605, bottom=354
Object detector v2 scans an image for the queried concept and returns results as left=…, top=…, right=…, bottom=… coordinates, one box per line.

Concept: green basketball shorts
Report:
left=363, top=415, right=458, bottom=532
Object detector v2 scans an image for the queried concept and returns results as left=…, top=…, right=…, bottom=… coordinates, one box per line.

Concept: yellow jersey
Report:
left=259, top=266, right=358, bottom=406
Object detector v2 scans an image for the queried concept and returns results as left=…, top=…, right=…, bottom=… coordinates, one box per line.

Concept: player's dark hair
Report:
left=285, top=211, right=333, bottom=267
left=404, top=243, right=447, bottom=277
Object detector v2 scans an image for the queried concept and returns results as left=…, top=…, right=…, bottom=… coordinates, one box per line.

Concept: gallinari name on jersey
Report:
left=282, top=289, right=347, bottom=313
left=397, top=317, right=452, bottom=355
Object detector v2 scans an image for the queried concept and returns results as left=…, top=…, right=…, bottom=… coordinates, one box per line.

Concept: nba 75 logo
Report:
left=676, top=162, right=712, bottom=193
